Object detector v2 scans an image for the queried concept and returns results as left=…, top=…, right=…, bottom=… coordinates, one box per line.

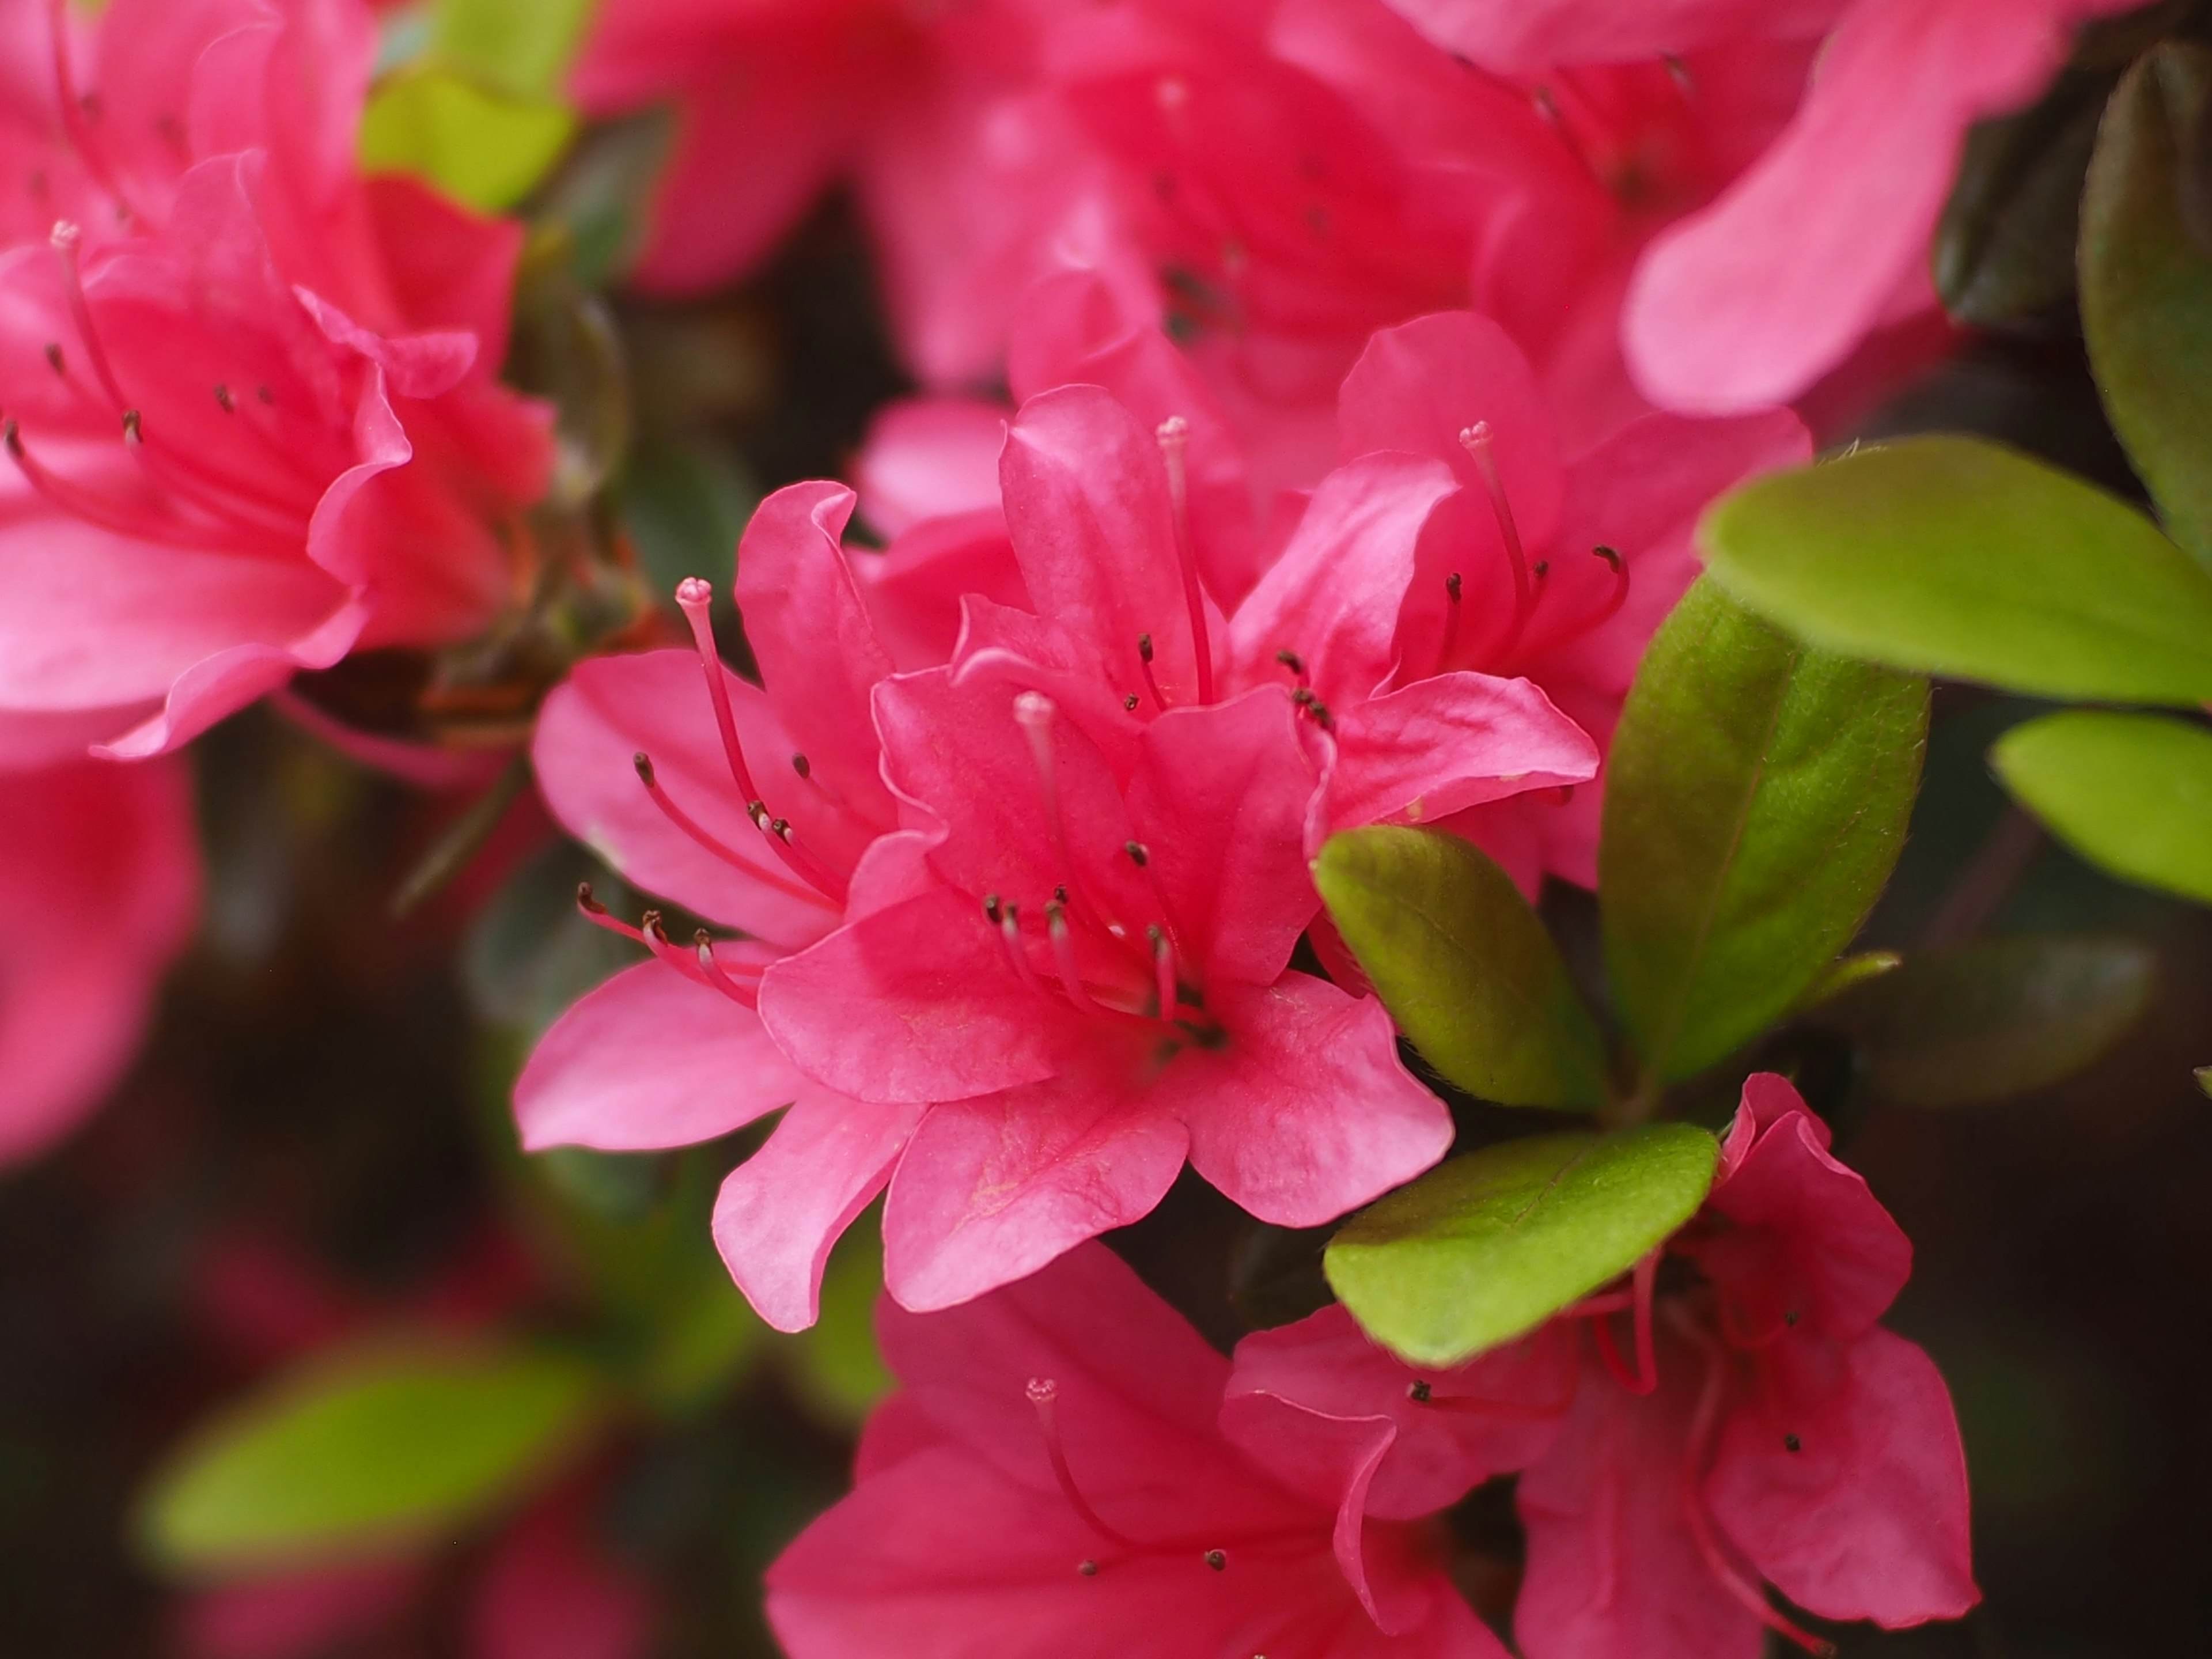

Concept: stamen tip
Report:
left=1025, top=1377, right=1059, bottom=1406
left=675, top=575, right=714, bottom=609
left=632, top=751, right=656, bottom=785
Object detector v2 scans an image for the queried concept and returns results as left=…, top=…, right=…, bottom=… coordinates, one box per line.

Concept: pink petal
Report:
left=1711, top=1328, right=1978, bottom=1626
left=1623, top=0, right=2090, bottom=411
left=1225, top=1305, right=1569, bottom=1521
left=513, top=961, right=802, bottom=1154
left=1228, top=451, right=1463, bottom=707
left=714, top=1091, right=926, bottom=1334
left=851, top=397, right=1009, bottom=538
left=880, top=1082, right=1190, bottom=1312
left=735, top=480, right=899, bottom=820
left=1169, top=976, right=1453, bottom=1228
left=1324, top=672, right=1599, bottom=837
left=757, top=887, right=1071, bottom=1105
left=1000, top=384, right=1212, bottom=710
left=1128, top=688, right=1318, bottom=987
left=1379, top=0, right=1843, bottom=73
left=855, top=508, right=1027, bottom=672
left=529, top=652, right=844, bottom=948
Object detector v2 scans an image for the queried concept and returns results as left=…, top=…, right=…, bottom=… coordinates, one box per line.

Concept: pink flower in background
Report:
left=516, top=482, right=918, bottom=1331
left=1228, top=1075, right=1978, bottom=1659
left=0, top=0, right=552, bottom=759
left=1381, top=0, right=2139, bottom=411
left=0, top=748, right=199, bottom=1165
left=767, top=1241, right=1508, bottom=1659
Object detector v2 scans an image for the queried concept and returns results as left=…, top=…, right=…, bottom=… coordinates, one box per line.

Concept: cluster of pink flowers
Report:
left=767, top=1078, right=1974, bottom=1659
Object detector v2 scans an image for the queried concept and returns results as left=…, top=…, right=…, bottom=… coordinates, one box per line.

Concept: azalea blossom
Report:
left=0, top=0, right=552, bottom=759
left=0, top=746, right=199, bottom=1165
left=1378, top=0, right=2139, bottom=411
left=1226, top=1075, right=1978, bottom=1659
left=767, top=1240, right=1508, bottom=1658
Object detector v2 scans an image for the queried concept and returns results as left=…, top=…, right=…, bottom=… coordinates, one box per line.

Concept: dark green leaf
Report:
left=1938, top=69, right=2109, bottom=325
left=1816, top=935, right=2156, bottom=1107
left=1314, top=827, right=1609, bottom=1109
left=1324, top=1125, right=1718, bottom=1367
left=2082, top=44, right=2212, bottom=572
left=1991, top=710, right=2212, bottom=903
left=1601, top=579, right=1928, bottom=1088
left=138, top=1340, right=603, bottom=1577
left=1699, top=436, right=2212, bottom=706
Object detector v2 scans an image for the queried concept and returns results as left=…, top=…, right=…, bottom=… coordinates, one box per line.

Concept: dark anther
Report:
left=747, top=800, right=769, bottom=827
left=256, top=385, right=274, bottom=404
left=1123, top=694, right=1139, bottom=711
left=1593, top=544, right=1622, bottom=570
left=1444, top=572, right=1463, bottom=603
left=1203, top=1549, right=1228, bottom=1572
left=121, top=408, right=142, bottom=444
left=3, top=420, right=22, bottom=456
left=1407, top=1380, right=1433, bottom=1403
left=1045, top=899, right=1066, bottom=926
left=214, top=384, right=234, bottom=412
left=1290, top=687, right=1336, bottom=731
left=770, top=817, right=793, bottom=842
left=1078, top=1559, right=1099, bottom=1577
left=792, top=753, right=811, bottom=779
left=1125, top=841, right=1149, bottom=866
left=576, top=882, right=607, bottom=915
left=694, top=929, right=713, bottom=949
left=1275, top=649, right=1305, bottom=673
left=43, top=342, right=63, bottom=374
left=1054, top=885, right=1069, bottom=904
left=632, top=752, right=656, bottom=785
left=983, top=894, right=1003, bottom=925
left=1783, top=1310, right=1800, bottom=1327
left=1783, top=1434, right=1802, bottom=1453
left=1137, top=632, right=1155, bottom=662
left=1533, top=559, right=1550, bottom=579
left=641, top=909, right=666, bottom=937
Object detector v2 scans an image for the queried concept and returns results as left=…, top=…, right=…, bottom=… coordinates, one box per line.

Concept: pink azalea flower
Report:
left=573, top=0, right=1153, bottom=385
left=516, top=481, right=920, bottom=1332
left=1378, top=0, right=2138, bottom=411
left=0, top=747, right=199, bottom=1165
left=1226, top=1075, right=1979, bottom=1659
left=0, top=0, right=553, bottom=759
left=767, top=1240, right=1508, bottom=1659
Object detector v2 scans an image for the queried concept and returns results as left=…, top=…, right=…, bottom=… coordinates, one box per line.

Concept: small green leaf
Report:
left=1991, top=710, right=2212, bottom=904
left=2082, top=44, right=2212, bottom=572
left=2195, top=1064, right=2211, bottom=1098
left=1816, top=935, right=2156, bottom=1107
left=433, top=0, right=595, bottom=101
left=1796, top=950, right=1905, bottom=1012
left=139, top=1340, right=603, bottom=1577
left=1325, top=1125, right=1718, bottom=1367
left=1601, top=579, right=1928, bottom=1087
left=1313, top=828, right=1608, bottom=1109
left=360, top=68, right=575, bottom=213
left=1699, top=437, right=2212, bottom=706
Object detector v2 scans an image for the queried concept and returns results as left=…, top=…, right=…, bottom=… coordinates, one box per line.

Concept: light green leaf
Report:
left=1796, top=950, right=1905, bottom=1013
left=2082, top=44, right=2212, bottom=573
left=1601, top=578, right=1927, bottom=1088
left=1991, top=710, right=2212, bottom=904
left=1325, top=1125, right=1718, bottom=1368
left=1816, top=935, right=2156, bottom=1107
left=139, top=1340, right=604, bottom=1578
left=1313, top=827, right=1608, bottom=1110
left=434, top=0, right=595, bottom=101
left=1699, top=437, right=2212, bottom=706
left=360, top=68, right=574, bottom=213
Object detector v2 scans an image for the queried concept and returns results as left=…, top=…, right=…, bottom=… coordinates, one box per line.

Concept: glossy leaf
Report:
left=360, top=69, right=574, bottom=214
left=1601, top=579, right=1927, bottom=1088
left=1817, top=935, right=2156, bottom=1107
left=1991, top=710, right=2212, bottom=904
left=1325, top=1125, right=1718, bottom=1368
left=139, top=1340, right=603, bottom=1577
left=1314, top=827, right=1608, bottom=1110
left=2082, top=44, right=2212, bottom=573
left=1699, top=437, right=2212, bottom=706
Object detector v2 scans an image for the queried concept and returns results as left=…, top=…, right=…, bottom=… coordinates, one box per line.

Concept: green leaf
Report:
left=139, top=1340, right=603, bottom=1577
left=1325, top=1125, right=1718, bottom=1367
left=1600, top=578, right=1928, bottom=1088
left=1816, top=935, right=2156, bottom=1107
left=1699, top=436, right=2212, bottom=706
left=433, top=0, right=594, bottom=101
left=2082, top=44, right=2212, bottom=573
left=784, top=1218, right=893, bottom=1429
left=1796, top=950, right=1905, bottom=1012
left=1937, top=67, right=2109, bottom=325
left=1991, top=710, right=2212, bottom=904
left=360, top=68, right=575, bottom=213
left=1313, top=828, right=1609, bottom=1109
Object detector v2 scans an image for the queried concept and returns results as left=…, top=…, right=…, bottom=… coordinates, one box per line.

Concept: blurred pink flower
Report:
left=767, top=1240, right=1509, bottom=1658
left=1225, top=1075, right=1979, bottom=1659
left=0, top=0, right=553, bottom=759
left=1379, top=0, right=2138, bottom=411
left=0, top=748, right=198, bottom=1165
